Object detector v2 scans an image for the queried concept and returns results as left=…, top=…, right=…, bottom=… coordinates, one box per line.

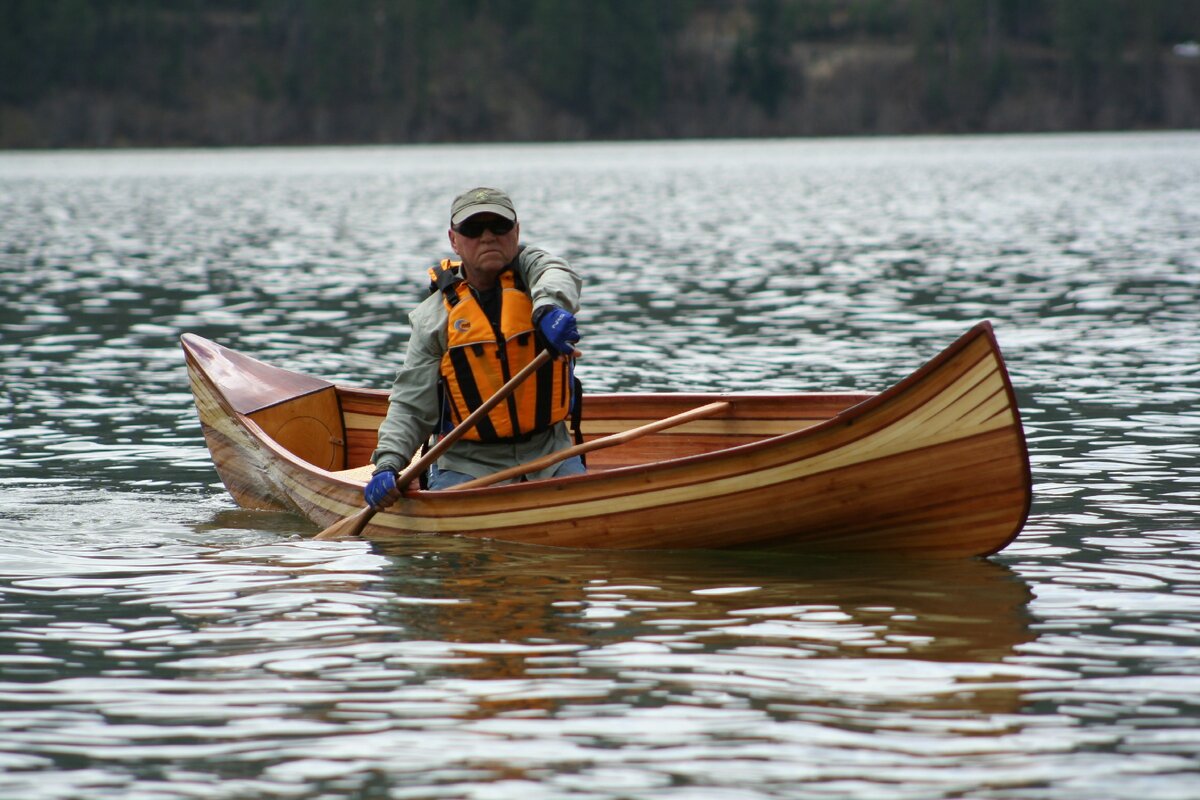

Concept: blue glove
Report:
left=536, top=306, right=580, bottom=356
left=365, top=468, right=399, bottom=509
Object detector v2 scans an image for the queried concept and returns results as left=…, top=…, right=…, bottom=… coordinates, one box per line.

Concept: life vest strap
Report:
left=429, top=261, right=465, bottom=307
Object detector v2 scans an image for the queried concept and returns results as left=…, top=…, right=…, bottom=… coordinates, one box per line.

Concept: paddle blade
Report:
left=314, top=506, right=375, bottom=540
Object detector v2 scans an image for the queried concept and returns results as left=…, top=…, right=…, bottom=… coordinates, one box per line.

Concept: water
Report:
left=2, top=132, right=1199, bottom=799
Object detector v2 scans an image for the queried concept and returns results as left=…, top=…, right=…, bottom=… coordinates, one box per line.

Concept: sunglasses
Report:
left=454, top=217, right=515, bottom=238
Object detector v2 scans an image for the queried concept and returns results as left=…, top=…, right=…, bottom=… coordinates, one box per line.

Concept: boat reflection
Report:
left=178, top=512, right=1036, bottom=725
left=364, top=539, right=1035, bottom=719
left=369, top=538, right=1033, bottom=663
left=189, top=510, right=1032, bottom=672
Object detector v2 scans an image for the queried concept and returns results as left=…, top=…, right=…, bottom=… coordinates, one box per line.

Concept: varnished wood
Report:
left=247, top=387, right=345, bottom=471
left=181, top=322, right=1032, bottom=555
left=180, top=333, right=332, bottom=414
left=451, top=401, right=733, bottom=490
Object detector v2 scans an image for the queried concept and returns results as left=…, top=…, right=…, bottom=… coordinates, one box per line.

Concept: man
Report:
left=364, top=187, right=584, bottom=509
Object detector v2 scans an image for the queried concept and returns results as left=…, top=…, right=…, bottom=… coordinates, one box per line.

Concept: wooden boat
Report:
left=181, top=321, right=1031, bottom=555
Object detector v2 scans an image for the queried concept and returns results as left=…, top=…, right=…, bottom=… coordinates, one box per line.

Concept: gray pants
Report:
left=428, top=456, right=586, bottom=490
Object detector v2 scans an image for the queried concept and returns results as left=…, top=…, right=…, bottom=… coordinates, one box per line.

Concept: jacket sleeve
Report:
left=370, top=297, right=446, bottom=472
left=519, top=246, right=582, bottom=316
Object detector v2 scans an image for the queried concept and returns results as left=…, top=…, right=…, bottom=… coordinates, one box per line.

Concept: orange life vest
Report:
left=429, top=259, right=573, bottom=442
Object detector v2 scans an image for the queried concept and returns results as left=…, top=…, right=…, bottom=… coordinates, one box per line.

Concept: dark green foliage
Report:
left=1, top=0, right=1198, bottom=145
left=912, top=0, right=999, bottom=128
left=731, top=0, right=792, bottom=116
left=528, top=0, right=670, bottom=132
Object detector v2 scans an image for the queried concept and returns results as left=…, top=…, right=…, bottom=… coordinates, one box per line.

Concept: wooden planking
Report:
left=820, top=354, right=1009, bottom=465
left=583, top=392, right=869, bottom=420
left=341, top=337, right=1025, bottom=541
left=836, top=335, right=998, bottom=438
left=198, top=421, right=293, bottom=511
left=581, top=418, right=824, bottom=437
left=344, top=429, right=379, bottom=469
left=332, top=434, right=754, bottom=473
left=186, top=362, right=292, bottom=511
left=451, top=402, right=735, bottom=490
left=358, top=422, right=1020, bottom=542
left=337, top=390, right=388, bottom=467
left=182, top=321, right=1032, bottom=555
left=585, top=434, right=763, bottom=468
left=326, top=336, right=1018, bottom=531
left=334, top=389, right=862, bottom=470
left=743, top=432, right=1030, bottom=553
left=347, top=430, right=1026, bottom=555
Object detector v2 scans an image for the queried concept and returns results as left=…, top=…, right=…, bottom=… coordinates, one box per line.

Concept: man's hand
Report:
left=365, top=467, right=401, bottom=509
left=536, top=306, right=581, bottom=357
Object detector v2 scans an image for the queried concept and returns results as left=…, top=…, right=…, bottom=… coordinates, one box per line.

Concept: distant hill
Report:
left=2, top=0, right=1198, bottom=148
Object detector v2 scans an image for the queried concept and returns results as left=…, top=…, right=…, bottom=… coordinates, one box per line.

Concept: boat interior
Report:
left=242, top=385, right=871, bottom=480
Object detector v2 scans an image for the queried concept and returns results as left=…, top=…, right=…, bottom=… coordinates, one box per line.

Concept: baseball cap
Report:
left=450, top=187, right=517, bottom=227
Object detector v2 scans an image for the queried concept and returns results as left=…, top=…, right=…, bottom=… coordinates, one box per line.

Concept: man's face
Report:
left=449, top=213, right=520, bottom=289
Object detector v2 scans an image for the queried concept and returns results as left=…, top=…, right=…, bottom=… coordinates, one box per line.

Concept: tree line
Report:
left=2, top=0, right=1198, bottom=147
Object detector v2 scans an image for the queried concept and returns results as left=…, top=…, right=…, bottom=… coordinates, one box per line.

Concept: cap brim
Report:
left=451, top=203, right=517, bottom=226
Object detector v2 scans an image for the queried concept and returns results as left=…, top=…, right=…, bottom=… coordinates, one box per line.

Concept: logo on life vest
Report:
left=453, top=319, right=471, bottom=332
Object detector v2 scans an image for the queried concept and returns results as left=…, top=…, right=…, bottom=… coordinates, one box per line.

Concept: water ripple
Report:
left=2, top=133, right=1200, bottom=797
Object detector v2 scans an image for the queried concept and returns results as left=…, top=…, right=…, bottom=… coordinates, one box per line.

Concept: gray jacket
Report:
left=371, top=245, right=583, bottom=481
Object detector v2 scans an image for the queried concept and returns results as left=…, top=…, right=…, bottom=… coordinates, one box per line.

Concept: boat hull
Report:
left=182, top=322, right=1031, bottom=555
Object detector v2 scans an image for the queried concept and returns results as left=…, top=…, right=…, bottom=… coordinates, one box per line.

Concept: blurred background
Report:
left=2, top=0, right=1199, bottom=149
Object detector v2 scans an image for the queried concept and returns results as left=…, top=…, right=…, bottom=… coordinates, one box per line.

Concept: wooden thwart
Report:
left=450, top=401, right=733, bottom=490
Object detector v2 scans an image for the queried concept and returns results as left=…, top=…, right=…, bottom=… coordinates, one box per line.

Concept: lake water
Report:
left=2, top=132, right=1199, bottom=799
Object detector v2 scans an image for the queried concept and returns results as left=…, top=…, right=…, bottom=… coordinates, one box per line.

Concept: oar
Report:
left=449, top=401, right=732, bottom=490
left=314, top=349, right=555, bottom=540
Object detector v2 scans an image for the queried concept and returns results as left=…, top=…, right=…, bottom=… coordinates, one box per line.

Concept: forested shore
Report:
left=3, top=0, right=1199, bottom=148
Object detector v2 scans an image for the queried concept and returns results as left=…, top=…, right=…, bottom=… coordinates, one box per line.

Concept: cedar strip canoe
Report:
left=181, top=322, right=1031, bottom=555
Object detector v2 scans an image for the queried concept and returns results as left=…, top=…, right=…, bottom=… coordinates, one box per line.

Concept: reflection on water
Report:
left=2, top=530, right=1037, bottom=799
left=2, top=133, right=1200, bottom=798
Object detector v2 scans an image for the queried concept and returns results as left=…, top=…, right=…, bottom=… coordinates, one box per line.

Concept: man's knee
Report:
left=428, top=466, right=475, bottom=490
left=553, top=456, right=586, bottom=478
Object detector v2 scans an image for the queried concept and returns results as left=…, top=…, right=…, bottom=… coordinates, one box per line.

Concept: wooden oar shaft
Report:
left=315, top=349, right=555, bottom=539
left=450, top=401, right=732, bottom=490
